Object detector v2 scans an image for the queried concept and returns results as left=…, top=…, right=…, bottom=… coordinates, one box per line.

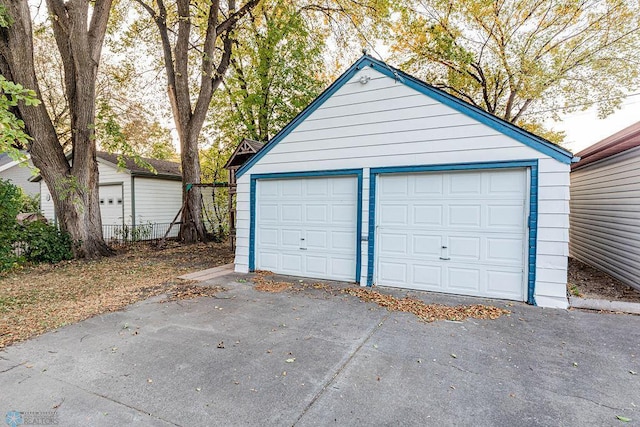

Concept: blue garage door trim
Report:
left=367, top=160, right=539, bottom=305
left=249, top=169, right=364, bottom=283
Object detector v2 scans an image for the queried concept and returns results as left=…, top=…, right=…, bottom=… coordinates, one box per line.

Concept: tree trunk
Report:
left=178, top=131, right=208, bottom=242
left=0, top=0, right=113, bottom=258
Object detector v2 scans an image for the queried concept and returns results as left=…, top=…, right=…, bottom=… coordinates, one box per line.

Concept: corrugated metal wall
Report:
left=570, top=146, right=640, bottom=291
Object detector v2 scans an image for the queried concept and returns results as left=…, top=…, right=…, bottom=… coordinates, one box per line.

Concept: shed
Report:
left=35, top=152, right=184, bottom=238
left=570, top=121, right=640, bottom=291
left=225, top=139, right=265, bottom=250
left=0, top=152, right=40, bottom=196
left=232, top=55, right=576, bottom=308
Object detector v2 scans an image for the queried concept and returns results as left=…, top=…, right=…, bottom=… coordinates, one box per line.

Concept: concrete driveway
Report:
left=1, top=274, right=639, bottom=426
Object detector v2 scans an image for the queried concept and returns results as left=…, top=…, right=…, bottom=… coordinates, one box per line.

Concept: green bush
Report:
left=19, top=221, right=73, bottom=264
left=0, top=178, right=21, bottom=270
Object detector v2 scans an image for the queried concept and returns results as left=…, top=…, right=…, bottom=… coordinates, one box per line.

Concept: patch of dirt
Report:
left=0, top=241, right=234, bottom=348
left=251, top=271, right=510, bottom=323
left=568, top=258, right=640, bottom=303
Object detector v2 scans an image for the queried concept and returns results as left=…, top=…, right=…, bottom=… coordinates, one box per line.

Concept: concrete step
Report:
left=178, top=263, right=235, bottom=281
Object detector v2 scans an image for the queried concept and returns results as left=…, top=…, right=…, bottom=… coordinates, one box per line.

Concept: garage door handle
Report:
left=300, top=248, right=307, bottom=251
left=439, top=257, right=450, bottom=260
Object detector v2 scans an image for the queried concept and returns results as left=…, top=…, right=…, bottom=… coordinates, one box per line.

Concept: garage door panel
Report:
left=413, top=205, right=443, bottom=225
left=307, top=179, right=328, bottom=195
left=380, top=204, right=408, bottom=225
left=487, top=238, right=524, bottom=264
left=281, top=180, right=303, bottom=196
left=331, top=257, right=357, bottom=277
left=449, top=236, right=481, bottom=260
left=380, top=175, right=408, bottom=195
left=379, top=233, right=408, bottom=255
left=489, top=170, right=525, bottom=193
left=448, top=267, right=481, bottom=292
left=258, top=252, right=279, bottom=270
left=377, top=169, right=527, bottom=301
left=332, top=231, right=356, bottom=251
left=332, top=178, right=357, bottom=195
left=282, top=253, right=303, bottom=271
left=256, top=176, right=357, bottom=281
left=259, top=180, right=279, bottom=196
left=449, top=204, right=482, bottom=227
left=259, top=204, right=279, bottom=222
left=413, top=265, right=442, bottom=287
left=379, top=261, right=407, bottom=283
left=306, top=204, right=327, bottom=222
left=414, top=174, right=443, bottom=194
left=450, top=173, right=481, bottom=194
left=258, top=228, right=279, bottom=246
left=305, top=230, right=327, bottom=249
left=486, top=270, right=524, bottom=297
left=331, top=204, right=356, bottom=223
left=306, top=255, right=328, bottom=275
left=487, top=205, right=525, bottom=229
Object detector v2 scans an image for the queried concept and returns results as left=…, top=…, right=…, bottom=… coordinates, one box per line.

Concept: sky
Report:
left=549, top=94, right=640, bottom=154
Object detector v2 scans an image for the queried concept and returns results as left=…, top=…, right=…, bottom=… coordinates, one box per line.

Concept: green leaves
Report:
left=0, top=75, right=41, bottom=154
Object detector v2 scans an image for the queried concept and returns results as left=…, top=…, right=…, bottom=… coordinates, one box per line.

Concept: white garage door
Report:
left=99, top=184, right=124, bottom=226
left=256, top=176, right=358, bottom=281
left=376, top=169, right=527, bottom=300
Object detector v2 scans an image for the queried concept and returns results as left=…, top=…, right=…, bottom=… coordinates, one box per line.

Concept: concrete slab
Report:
left=1, top=275, right=639, bottom=426
left=570, top=296, right=640, bottom=315
left=177, top=263, right=235, bottom=281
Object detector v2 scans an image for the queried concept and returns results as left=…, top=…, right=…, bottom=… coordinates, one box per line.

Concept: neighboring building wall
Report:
left=0, top=159, right=40, bottom=196
left=234, top=67, right=570, bottom=308
left=132, top=177, right=182, bottom=224
left=570, top=146, right=640, bottom=291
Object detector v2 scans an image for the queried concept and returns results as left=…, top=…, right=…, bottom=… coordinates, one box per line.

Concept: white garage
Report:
left=232, top=55, right=575, bottom=308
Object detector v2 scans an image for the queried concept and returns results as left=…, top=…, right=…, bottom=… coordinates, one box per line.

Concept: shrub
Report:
left=19, top=221, right=73, bottom=264
left=0, top=178, right=21, bottom=270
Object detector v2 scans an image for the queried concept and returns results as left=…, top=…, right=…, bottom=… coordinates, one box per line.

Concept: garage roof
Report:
left=237, top=55, right=576, bottom=179
left=572, top=121, right=640, bottom=170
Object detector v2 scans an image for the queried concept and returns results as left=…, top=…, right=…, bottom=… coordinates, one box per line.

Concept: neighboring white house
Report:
left=570, top=121, right=640, bottom=291
left=0, top=152, right=40, bottom=197
left=232, top=55, right=576, bottom=308
left=35, top=152, right=184, bottom=239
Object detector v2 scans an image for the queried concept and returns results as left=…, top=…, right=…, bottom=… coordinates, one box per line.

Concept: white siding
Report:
left=40, top=182, right=55, bottom=223
left=570, top=146, right=640, bottom=291
left=0, top=159, right=40, bottom=196
left=133, top=177, right=182, bottom=225
left=234, top=67, right=570, bottom=308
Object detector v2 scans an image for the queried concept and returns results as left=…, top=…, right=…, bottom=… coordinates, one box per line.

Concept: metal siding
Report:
left=234, top=67, right=570, bottom=308
left=570, top=146, right=640, bottom=290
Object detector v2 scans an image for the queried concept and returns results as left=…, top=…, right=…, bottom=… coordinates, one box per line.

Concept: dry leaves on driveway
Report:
left=0, top=242, right=234, bottom=348
left=343, top=288, right=510, bottom=322
left=251, top=271, right=509, bottom=323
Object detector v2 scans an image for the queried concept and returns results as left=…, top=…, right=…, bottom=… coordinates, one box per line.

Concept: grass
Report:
left=0, top=241, right=234, bottom=349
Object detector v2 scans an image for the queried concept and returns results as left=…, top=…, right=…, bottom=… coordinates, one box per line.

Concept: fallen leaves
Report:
left=162, top=284, right=224, bottom=302
left=342, top=288, right=510, bottom=323
left=0, top=242, right=234, bottom=348
left=616, top=415, right=631, bottom=422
